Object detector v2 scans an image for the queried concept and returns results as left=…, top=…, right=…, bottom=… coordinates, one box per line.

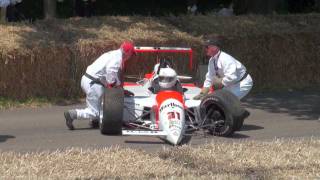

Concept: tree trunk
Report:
left=315, top=0, right=320, bottom=12
left=72, top=0, right=76, bottom=16
left=43, top=0, right=56, bottom=19
left=233, top=0, right=283, bottom=14
left=1, top=7, right=7, bottom=22
left=233, top=0, right=250, bottom=15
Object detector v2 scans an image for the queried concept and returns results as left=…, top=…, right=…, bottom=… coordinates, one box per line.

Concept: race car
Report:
left=99, top=47, right=249, bottom=145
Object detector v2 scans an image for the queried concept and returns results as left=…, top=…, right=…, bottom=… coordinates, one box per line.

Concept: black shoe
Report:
left=64, top=110, right=77, bottom=130
left=242, top=110, right=250, bottom=119
left=89, top=119, right=99, bottom=129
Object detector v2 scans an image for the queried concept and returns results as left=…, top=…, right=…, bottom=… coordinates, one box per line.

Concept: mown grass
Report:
left=0, top=138, right=319, bottom=179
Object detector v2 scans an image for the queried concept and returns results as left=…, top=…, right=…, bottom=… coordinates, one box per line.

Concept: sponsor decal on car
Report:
left=159, top=102, right=183, bottom=113
left=171, top=130, right=180, bottom=136
left=169, top=122, right=182, bottom=129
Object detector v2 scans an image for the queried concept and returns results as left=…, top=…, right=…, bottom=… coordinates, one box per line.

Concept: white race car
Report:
left=99, top=47, right=249, bottom=145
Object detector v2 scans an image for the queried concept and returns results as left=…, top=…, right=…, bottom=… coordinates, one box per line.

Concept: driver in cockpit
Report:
left=149, top=59, right=183, bottom=94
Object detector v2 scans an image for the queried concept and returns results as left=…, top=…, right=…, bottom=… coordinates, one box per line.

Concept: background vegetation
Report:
left=4, top=0, right=320, bottom=21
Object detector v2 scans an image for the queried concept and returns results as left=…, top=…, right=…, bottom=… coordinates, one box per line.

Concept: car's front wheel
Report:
left=200, top=89, right=245, bottom=136
left=100, top=87, right=124, bottom=135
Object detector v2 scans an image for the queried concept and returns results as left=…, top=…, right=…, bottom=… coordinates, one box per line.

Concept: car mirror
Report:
left=148, top=87, right=156, bottom=94
left=183, top=88, right=188, bottom=93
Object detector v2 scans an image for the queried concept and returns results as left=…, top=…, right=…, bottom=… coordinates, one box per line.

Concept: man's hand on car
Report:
left=124, top=89, right=135, bottom=97
left=212, top=76, right=224, bottom=90
left=193, top=87, right=210, bottom=100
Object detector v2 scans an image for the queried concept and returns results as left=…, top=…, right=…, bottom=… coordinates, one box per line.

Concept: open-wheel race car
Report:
left=99, top=47, right=250, bottom=145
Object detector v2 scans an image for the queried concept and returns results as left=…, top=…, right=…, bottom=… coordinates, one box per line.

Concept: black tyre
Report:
left=178, top=135, right=192, bottom=145
left=100, top=87, right=124, bottom=135
left=233, top=110, right=248, bottom=131
left=216, top=90, right=249, bottom=131
left=200, top=89, right=245, bottom=136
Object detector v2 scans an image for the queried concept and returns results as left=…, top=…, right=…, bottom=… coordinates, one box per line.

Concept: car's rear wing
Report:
left=134, top=46, right=193, bottom=70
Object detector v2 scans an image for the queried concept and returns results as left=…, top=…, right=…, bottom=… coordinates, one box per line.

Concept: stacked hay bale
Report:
left=0, top=15, right=319, bottom=99
left=165, top=14, right=320, bottom=91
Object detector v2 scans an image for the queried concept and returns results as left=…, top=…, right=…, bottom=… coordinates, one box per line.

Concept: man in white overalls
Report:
left=64, top=41, right=136, bottom=130
left=194, top=39, right=253, bottom=100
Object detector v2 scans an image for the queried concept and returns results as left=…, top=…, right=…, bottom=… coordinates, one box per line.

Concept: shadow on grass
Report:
left=0, top=135, right=15, bottom=143
left=242, top=90, right=320, bottom=121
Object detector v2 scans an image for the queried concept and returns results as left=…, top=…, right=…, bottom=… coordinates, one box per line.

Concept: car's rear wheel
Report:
left=100, top=87, right=124, bottom=135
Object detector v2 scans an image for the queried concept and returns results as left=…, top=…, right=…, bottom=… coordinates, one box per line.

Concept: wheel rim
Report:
left=201, top=102, right=230, bottom=135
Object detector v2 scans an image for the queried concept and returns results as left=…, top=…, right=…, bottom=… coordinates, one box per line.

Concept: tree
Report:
left=233, top=0, right=287, bottom=14
left=43, top=0, right=56, bottom=19
left=1, top=6, right=6, bottom=22
left=316, top=0, right=320, bottom=11
left=0, top=0, right=10, bottom=22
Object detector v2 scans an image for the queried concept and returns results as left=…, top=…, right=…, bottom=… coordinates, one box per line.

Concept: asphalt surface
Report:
left=0, top=90, right=319, bottom=153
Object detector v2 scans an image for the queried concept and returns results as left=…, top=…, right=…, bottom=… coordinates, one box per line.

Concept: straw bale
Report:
left=0, top=14, right=319, bottom=99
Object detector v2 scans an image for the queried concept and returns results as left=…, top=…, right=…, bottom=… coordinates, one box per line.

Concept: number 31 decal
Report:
left=167, top=111, right=180, bottom=120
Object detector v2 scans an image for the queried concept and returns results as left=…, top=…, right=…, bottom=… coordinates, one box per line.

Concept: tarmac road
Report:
left=0, top=90, right=319, bottom=153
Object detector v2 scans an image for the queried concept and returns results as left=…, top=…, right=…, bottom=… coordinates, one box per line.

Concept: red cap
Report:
left=120, top=41, right=136, bottom=55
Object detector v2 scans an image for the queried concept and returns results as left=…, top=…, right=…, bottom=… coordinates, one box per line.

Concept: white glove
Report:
left=212, top=76, right=224, bottom=90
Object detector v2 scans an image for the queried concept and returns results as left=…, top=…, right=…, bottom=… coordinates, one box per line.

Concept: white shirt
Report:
left=86, top=49, right=123, bottom=86
left=203, top=51, right=247, bottom=88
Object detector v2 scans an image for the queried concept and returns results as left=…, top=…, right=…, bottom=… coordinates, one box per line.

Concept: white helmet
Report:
left=158, top=68, right=177, bottom=89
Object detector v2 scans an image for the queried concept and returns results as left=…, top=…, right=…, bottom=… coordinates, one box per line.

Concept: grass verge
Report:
left=0, top=97, right=51, bottom=110
left=0, top=138, right=319, bottom=179
left=0, top=97, right=84, bottom=110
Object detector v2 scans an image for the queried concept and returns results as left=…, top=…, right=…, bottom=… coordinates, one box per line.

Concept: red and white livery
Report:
left=99, top=47, right=249, bottom=145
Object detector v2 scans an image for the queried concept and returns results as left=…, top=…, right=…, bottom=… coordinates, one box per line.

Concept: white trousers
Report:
left=223, top=74, right=253, bottom=100
left=76, top=75, right=104, bottom=120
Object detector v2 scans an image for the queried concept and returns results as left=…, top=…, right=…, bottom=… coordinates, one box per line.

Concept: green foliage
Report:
left=11, top=0, right=320, bottom=21
left=18, top=0, right=43, bottom=21
left=56, top=0, right=74, bottom=18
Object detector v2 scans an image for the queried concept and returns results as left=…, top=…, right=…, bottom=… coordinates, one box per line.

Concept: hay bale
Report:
left=0, top=14, right=319, bottom=99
